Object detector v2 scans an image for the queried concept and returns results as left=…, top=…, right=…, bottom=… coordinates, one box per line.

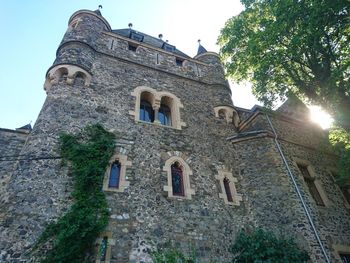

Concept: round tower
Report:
left=44, top=9, right=111, bottom=92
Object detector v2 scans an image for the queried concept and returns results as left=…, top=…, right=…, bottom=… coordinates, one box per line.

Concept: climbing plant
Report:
left=33, top=124, right=115, bottom=263
left=231, top=228, right=309, bottom=263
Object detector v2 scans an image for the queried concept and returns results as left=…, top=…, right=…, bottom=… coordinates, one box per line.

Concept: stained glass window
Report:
left=223, top=177, right=233, bottom=202
left=159, top=104, right=171, bottom=126
left=171, top=162, right=184, bottom=196
left=109, top=161, right=121, bottom=188
left=139, top=100, right=154, bottom=122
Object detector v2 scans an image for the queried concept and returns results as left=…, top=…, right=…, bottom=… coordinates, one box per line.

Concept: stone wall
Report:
left=1, top=8, right=349, bottom=263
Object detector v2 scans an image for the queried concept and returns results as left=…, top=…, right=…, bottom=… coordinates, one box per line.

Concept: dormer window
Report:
left=175, top=58, right=183, bottom=67
left=129, top=31, right=144, bottom=42
left=162, top=43, right=175, bottom=52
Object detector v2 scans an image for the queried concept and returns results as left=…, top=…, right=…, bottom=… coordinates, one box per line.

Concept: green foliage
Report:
left=231, top=228, right=309, bottom=263
left=152, top=248, right=197, bottom=263
left=33, top=124, right=115, bottom=263
left=329, top=126, right=350, bottom=185
left=219, top=0, right=350, bottom=120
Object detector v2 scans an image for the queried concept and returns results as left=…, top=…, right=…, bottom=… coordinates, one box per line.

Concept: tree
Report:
left=219, top=0, right=350, bottom=125
left=231, top=228, right=309, bottom=263
left=219, top=0, right=350, bottom=184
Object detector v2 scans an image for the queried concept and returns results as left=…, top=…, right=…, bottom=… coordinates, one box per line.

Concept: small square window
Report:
left=175, top=58, right=183, bottom=67
left=128, top=43, right=137, bottom=52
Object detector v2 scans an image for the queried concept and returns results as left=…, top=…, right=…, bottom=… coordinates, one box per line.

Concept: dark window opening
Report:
left=162, top=43, right=176, bottom=52
left=139, top=100, right=154, bottom=122
left=130, top=31, right=144, bottom=42
left=74, top=72, right=85, bottom=86
left=108, top=161, right=121, bottom=188
left=223, top=177, right=233, bottom=202
left=341, top=187, right=350, bottom=205
left=340, top=253, right=350, bottom=263
left=175, top=58, right=183, bottom=66
left=218, top=109, right=226, bottom=119
left=171, top=162, right=184, bottom=196
left=128, top=43, right=138, bottom=52
left=159, top=104, right=171, bottom=126
left=99, top=236, right=108, bottom=261
left=297, top=164, right=325, bottom=206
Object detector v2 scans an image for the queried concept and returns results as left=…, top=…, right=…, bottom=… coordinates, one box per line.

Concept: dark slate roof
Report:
left=93, top=9, right=102, bottom=16
left=197, top=43, right=207, bottom=55
left=112, top=28, right=191, bottom=58
left=16, top=123, right=32, bottom=131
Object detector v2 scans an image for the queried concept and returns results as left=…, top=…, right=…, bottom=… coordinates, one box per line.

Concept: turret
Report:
left=44, top=9, right=111, bottom=92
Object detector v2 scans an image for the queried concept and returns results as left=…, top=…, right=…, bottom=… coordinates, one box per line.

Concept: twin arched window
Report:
left=139, top=92, right=172, bottom=126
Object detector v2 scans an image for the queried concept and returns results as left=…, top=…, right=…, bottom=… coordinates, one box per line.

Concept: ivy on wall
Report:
left=33, top=124, right=115, bottom=263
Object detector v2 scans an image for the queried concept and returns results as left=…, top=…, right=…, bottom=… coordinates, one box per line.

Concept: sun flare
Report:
left=309, top=106, right=333, bottom=129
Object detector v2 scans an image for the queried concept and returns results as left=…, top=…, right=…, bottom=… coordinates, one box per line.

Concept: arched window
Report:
left=223, top=177, right=233, bottom=202
left=108, top=161, right=121, bottom=188
left=74, top=72, right=86, bottom=86
left=218, top=109, right=226, bottom=119
left=139, top=100, right=154, bottom=122
left=159, top=104, right=171, bottom=126
left=57, top=68, right=68, bottom=83
left=171, top=162, right=184, bottom=196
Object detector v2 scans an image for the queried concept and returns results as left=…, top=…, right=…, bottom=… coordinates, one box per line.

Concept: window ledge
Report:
left=135, top=119, right=179, bottom=130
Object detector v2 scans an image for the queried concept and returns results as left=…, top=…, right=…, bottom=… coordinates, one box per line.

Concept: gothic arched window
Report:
left=159, top=104, right=171, bottom=126
left=171, top=162, right=184, bottom=196
left=139, top=100, right=154, bottom=122
left=108, top=161, right=121, bottom=188
left=223, top=177, right=233, bottom=202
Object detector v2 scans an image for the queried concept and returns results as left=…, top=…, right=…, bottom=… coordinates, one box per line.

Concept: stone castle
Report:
left=0, top=8, right=350, bottom=263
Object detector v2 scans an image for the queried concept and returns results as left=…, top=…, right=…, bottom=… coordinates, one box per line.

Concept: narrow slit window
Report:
left=297, top=164, right=325, bottom=206
left=171, top=162, right=184, bottom=196
left=223, top=177, right=233, bottom=202
left=109, top=161, right=121, bottom=188
left=99, top=236, right=108, bottom=262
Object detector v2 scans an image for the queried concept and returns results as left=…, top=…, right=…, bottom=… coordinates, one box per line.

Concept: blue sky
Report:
left=0, top=1, right=260, bottom=130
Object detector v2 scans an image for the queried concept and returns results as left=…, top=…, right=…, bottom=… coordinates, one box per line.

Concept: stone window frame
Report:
left=214, top=106, right=239, bottom=127
left=44, top=64, right=92, bottom=92
left=293, top=158, right=330, bottom=207
left=333, top=244, right=350, bottom=263
left=163, top=156, right=195, bottom=200
left=103, top=154, right=131, bottom=193
left=328, top=169, right=350, bottom=209
left=95, top=232, right=115, bottom=263
left=129, top=86, right=186, bottom=130
left=215, top=169, right=242, bottom=206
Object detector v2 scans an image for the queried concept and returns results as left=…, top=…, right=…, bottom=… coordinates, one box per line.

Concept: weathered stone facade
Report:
left=0, top=8, right=349, bottom=263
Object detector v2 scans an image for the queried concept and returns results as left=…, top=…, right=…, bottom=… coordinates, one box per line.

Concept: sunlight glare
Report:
left=309, top=106, right=333, bottom=129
